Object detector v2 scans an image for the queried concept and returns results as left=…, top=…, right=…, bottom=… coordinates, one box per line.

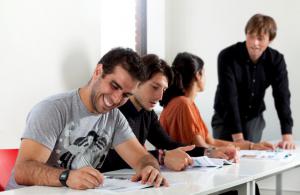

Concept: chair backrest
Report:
left=0, top=149, right=18, bottom=191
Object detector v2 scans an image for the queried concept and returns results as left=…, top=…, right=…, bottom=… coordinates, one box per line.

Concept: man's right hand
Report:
left=164, top=145, right=195, bottom=171
left=67, top=166, right=104, bottom=190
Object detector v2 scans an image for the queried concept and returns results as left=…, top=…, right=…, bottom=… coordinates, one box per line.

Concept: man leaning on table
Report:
left=7, top=47, right=168, bottom=190
left=212, top=14, right=295, bottom=149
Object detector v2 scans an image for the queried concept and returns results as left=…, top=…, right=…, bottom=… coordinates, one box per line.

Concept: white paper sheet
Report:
left=90, top=177, right=151, bottom=192
left=239, top=150, right=294, bottom=160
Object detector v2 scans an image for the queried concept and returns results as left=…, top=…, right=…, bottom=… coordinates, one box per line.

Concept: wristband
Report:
left=158, top=149, right=166, bottom=165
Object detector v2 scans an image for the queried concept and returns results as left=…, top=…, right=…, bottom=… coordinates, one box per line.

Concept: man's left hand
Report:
left=131, top=166, right=168, bottom=187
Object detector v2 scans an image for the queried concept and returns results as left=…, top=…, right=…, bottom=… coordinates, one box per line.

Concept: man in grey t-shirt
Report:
left=8, top=47, right=168, bottom=190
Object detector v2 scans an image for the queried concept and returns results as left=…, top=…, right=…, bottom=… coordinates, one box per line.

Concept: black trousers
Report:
left=212, top=112, right=265, bottom=143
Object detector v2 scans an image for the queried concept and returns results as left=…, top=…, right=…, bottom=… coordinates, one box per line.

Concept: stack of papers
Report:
left=239, top=150, right=293, bottom=160
left=192, top=156, right=233, bottom=168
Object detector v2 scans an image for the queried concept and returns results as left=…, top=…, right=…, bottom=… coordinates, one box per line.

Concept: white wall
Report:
left=147, top=0, right=165, bottom=58
left=0, top=0, right=101, bottom=148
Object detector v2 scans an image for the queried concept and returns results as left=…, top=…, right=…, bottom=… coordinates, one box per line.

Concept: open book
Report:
left=192, top=156, right=233, bottom=168
left=239, top=150, right=293, bottom=160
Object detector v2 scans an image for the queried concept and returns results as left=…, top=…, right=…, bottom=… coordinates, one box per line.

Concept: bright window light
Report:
left=100, top=0, right=136, bottom=54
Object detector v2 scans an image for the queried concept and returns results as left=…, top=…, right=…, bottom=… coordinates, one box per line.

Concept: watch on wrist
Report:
left=59, top=170, right=70, bottom=187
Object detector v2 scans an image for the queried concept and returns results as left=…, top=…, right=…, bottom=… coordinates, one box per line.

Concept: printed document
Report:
left=239, top=150, right=293, bottom=160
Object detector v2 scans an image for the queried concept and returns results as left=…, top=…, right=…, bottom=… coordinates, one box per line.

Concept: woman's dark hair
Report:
left=141, top=54, right=173, bottom=85
left=160, top=52, right=204, bottom=107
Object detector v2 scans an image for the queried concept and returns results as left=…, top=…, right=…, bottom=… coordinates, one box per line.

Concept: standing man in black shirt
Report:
left=101, top=54, right=238, bottom=172
left=212, top=14, right=295, bottom=149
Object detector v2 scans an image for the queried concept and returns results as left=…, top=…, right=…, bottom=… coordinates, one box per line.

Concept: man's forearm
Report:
left=15, top=160, right=63, bottom=187
left=137, top=154, right=160, bottom=171
left=148, top=150, right=159, bottom=160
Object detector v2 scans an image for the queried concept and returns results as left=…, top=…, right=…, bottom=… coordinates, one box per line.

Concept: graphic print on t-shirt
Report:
left=58, top=122, right=111, bottom=169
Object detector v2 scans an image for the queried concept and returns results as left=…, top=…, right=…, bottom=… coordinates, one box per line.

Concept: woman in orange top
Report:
left=159, top=52, right=274, bottom=150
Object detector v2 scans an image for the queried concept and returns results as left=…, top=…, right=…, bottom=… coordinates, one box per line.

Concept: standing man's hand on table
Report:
left=277, top=134, right=296, bottom=149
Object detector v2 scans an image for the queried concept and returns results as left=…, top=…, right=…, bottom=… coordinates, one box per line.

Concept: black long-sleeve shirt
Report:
left=213, top=42, right=293, bottom=135
left=100, top=100, right=205, bottom=172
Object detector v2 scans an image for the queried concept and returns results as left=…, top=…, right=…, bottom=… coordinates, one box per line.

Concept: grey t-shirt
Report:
left=7, top=90, right=134, bottom=189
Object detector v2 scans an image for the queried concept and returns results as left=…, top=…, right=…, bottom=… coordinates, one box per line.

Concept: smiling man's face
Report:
left=90, top=64, right=139, bottom=114
left=246, top=32, right=271, bottom=63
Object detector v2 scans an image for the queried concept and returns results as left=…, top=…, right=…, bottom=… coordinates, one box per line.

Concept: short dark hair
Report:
left=98, top=47, right=144, bottom=81
left=245, top=14, right=277, bottom=41
left=141, top=54, right=173, bottom=85
left=160, top=52, right=204, bottom=107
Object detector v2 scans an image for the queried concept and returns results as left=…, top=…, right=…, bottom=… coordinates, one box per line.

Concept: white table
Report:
left=2, top=145, right=300, bottom=195
left=215, top=148, right=300, bottom=195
